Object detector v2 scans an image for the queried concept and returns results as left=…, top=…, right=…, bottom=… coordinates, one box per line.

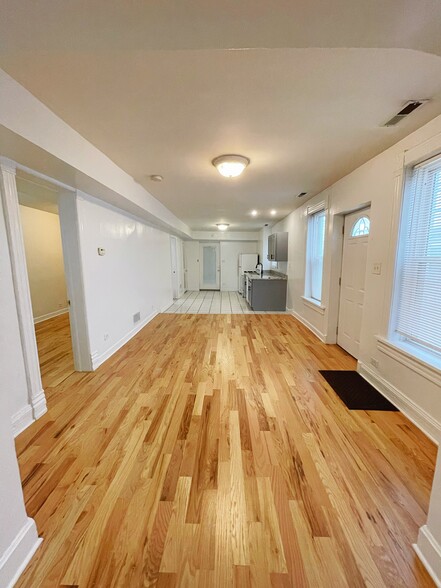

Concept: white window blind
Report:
left=395, top=155, right=441, bottom=356
left=306, top=209, right=326, bottom=302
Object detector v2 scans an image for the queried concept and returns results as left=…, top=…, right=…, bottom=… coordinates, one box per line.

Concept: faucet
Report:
left=256, top=262, right=263, bottom=277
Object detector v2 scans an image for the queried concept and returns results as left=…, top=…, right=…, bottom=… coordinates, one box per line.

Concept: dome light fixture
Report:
left=216, top=223, right=230, bottom=231
left=251, top=210, right=258, bottom=216
left=212, top=154, right=250, bottom=178
left=270, top=209, right=277, bottom=216
left=149, top=174, right=163, bottom=182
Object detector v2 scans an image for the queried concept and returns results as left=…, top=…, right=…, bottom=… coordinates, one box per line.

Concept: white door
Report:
left=200, top=243, right=220, bottom=290
left=170, top=236, right=179, bottom=299
left=337, top=208, right=371, bottom=358
left=184, top=241, right=200, bottom=291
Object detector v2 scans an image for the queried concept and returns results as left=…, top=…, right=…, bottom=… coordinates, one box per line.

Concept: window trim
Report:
left=377, top=336, right=441, bottom=386
left=304, top=204, right=327, bottom=305
left=389, top=153, right=441, bottom=369
left=301, top=295, right=326, bottom=314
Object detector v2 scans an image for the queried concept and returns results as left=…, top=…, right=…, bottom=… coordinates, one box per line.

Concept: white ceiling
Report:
left=2, top=1, right=441, bottom=230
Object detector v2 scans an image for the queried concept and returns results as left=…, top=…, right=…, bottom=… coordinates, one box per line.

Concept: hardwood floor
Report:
left=16, top=313, right=436, bottom=587
left=34, top=313, right=74, bottom=388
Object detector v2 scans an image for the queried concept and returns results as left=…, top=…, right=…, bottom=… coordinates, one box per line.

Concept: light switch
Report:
left=373, top=262, right=381, bottom=275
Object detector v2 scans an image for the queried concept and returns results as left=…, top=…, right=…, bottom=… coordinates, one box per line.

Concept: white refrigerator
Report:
left=238, top=253, right=258, bottom=294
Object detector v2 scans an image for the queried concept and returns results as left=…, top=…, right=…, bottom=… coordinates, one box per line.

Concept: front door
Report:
left=337, top=208, right=371, bottom=358
left=200, top=243, right=220, bottom=290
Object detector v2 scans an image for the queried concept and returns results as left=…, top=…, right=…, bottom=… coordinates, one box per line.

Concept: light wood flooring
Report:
left=164, top=290, right=287, bottom=314
left=16, top=313, right=436, bottom=587
left=34, top=313, right=75, bottom=388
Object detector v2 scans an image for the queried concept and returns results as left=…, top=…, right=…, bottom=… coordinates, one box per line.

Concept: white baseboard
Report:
left=31, top=389, right=47, bottom=420
left=358, top=361, right=441, bottom=445
left=11, top=405, right=33, bottom=437
left=287, top=308, right=327, bottom=343
left=91, top=310, right=159, bottom=370
left=33, top=308, right=68, bottom=324
left=0, top=518, right=42, bottom=588
left=414, top=526, right=441, bottom=588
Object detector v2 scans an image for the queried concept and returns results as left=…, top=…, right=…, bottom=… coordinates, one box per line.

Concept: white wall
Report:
left=75, top=193, right=173, bottom=368
left=0, top=201, right=29, bottom=426
left=267, top=115, right=441, bottom=442
left=19, top=205, right=68, bottom=322
left=0, top=204, right=41, bottom=587
left=220, top=241, right=259, bottom=291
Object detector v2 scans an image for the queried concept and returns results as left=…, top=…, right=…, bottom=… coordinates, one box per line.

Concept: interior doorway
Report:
left=200, top=242, right=220, bottom=290
left=17, top=174, right=75, bottom=387
left=337, top=208, right=371, bottom=359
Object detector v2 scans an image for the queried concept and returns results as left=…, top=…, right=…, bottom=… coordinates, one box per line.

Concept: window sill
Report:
left=301, top=296, right=326, bottom=315
left=376, top=336, right=441, bottom=387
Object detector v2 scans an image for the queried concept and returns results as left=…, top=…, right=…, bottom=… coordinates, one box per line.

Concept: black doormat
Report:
left=319, top=370, right=398, bottom=411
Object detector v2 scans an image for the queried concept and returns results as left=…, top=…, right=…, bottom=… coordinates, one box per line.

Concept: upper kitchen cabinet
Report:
left=267, top=232, right=288, bottom=261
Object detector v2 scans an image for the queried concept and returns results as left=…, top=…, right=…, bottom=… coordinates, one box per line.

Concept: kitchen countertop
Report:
left=246, top=271, right=287, bottom=281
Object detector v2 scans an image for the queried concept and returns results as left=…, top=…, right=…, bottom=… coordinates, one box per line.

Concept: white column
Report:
left=0, top=158, right=47, bottom=421
left=415, top=450, right=441, bottom=586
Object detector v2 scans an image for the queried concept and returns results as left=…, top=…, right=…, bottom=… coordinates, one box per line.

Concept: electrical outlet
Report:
left=373, top=262, right=382, bottom=275
left=370, top=357, right=380, bottom=369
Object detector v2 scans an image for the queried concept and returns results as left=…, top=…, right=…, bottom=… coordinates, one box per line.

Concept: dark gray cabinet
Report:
left=250, top=279, right=287, bottom=311
left=267, top=232, right=288, bottom=261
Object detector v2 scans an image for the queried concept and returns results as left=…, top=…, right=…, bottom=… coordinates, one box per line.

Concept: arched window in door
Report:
left=351, top=216, right=370, bottom=237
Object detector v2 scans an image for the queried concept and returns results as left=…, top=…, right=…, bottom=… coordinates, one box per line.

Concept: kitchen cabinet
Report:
left=248, top=277, right=287, bottom=311
left=267, top=232, right=288, bottom=261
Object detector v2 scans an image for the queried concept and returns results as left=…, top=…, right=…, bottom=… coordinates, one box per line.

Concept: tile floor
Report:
left=163, top=290, right=288, bottom=314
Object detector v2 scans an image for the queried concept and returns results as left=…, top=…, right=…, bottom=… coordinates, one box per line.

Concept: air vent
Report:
left=133, top=311, right=141, bottom=324
left=297, top=192, right=308, bottom=198
left=383, top=100, right=428, bottom=127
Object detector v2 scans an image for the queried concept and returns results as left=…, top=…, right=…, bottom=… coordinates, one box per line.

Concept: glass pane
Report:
left=203, top=246, right=217, bottom=286
left=310, top=211, right=326, bottom=301
left=351, top=216, right=370, bottom=237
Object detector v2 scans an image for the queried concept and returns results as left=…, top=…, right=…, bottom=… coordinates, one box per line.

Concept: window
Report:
left=392, top=154, right=441, bottom=364
left=305, top=208, right=326, bottom=303
left=351, top=216, right=370, bottom=237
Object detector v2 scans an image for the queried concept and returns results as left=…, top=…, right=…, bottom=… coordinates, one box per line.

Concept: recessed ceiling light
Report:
left=270, top=209, right=277, bottom=216
left=212, top=154, right=250, bottom=178
left=251, top=210, right=258, bottom=216
left=216, top=223, right=230, bottom=231
left=149, top=174, right=163, bottom=182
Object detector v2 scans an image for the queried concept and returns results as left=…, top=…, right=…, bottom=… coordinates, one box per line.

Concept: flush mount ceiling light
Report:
left=212, top=154, right=250, bottom=178
left=270, top=209, right=277, bottom=216
left=149, top=174, right=163, bottom=182
left=251, top=210, right=258, bottom=216
left=216, top=223, right=230, bottom=231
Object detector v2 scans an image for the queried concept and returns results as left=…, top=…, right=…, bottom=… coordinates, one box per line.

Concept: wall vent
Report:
left=382, top=100, right=428, bottom=127
left=133, top=311, right=141, bottom=324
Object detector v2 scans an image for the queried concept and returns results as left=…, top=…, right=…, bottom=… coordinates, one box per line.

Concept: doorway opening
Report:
left=337, top=207, right=371, bottom=359
left=17, top=173, right=75, bottom=388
